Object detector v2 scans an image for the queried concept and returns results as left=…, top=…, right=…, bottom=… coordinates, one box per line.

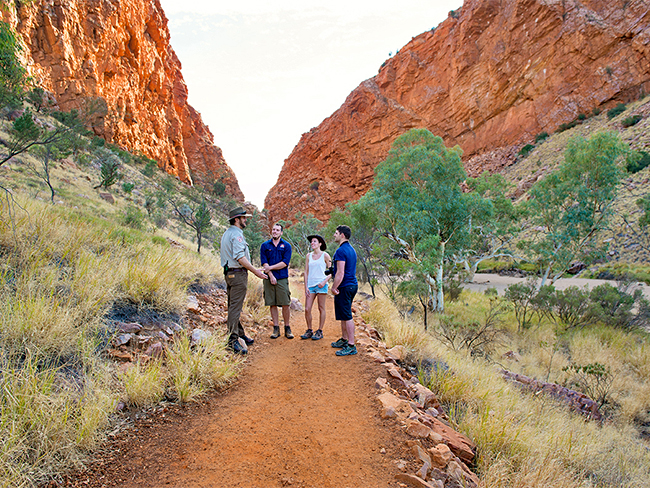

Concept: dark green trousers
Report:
left=225, top=270, right=248, bottom=340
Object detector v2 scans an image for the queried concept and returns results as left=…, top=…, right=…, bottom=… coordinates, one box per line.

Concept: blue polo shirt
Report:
left=260, top=238, right=292, bottom=280
left=333, top=241, right=358, bottom=288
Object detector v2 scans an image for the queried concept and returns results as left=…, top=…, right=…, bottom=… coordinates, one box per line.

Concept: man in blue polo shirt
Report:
left=260, top=223, right=293, bottom=339
left=330, top=225, right=358, bottom=356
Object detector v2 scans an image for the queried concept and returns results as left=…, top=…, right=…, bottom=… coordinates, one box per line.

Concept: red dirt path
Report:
left=60, top=291, right=413, bottom=488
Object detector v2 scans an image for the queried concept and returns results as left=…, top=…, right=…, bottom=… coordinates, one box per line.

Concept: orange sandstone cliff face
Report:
left=2, top=0, right=243, bottom=199
left=265, top=0, right=650, bottom=223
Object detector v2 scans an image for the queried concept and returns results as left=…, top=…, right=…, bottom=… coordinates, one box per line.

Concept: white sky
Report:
left=159, top=1, right=463, bottom=208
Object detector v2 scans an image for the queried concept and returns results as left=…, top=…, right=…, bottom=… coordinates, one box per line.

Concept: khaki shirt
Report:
left=220, top=225, right=250, bottom=268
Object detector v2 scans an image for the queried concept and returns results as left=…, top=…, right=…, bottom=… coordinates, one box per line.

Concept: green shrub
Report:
left=141, top=160, right=158, bottom=177
left=122, top=182, right=135, bottom=194
left=577, top=113, right=587, bottom=121
left=151, top=235, right=169, bottom=247
left=122, top=205, right=145, bottom=230
left=562, top=362, right=613, bottom=407
left=534, top=132, right=549, bottom=143
left=556, top=120, right=580, bottom=133
left=589, top=283, right=642, bottom=329
left=592, top=107, right=601, bottom=116
left=504, top=280, right=537, bottom=331
left=621, top=114, right=642, bottom=128
left=626, top=151, right=650, bottom=174
left=607, top=103, right=627, bottom=119
left=519, top=144, right=535, bottom=158
left=212, top=180, right=226, bottom=196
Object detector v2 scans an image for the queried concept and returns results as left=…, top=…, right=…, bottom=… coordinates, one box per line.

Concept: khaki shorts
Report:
left=264, top=278, right=291, bottom=306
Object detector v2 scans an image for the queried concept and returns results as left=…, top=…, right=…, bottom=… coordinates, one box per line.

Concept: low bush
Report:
left=607, top=103, right=627, bottom=119
left=626, top=150, right=650, bottom=174
left=534, top=132, right=549, bottom=143
left=621, top=114, right=643, bottom=128
left=519, top=144, right=535, bottom=158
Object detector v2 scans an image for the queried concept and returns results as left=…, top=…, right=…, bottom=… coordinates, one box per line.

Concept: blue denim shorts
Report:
left=308, top=284, right=328, bottom=294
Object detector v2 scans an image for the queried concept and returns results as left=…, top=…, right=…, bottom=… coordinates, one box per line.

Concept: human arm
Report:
left=237, top=256, right=267, bottom=280
left=304, top=253, right=310, bottom=294
left=331, top=259, right=345, bottom=295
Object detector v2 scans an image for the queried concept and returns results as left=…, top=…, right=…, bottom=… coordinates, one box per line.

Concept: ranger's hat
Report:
left=307, top=234, right=327, bottom=251
left=229, top=206, right=252, bottom=219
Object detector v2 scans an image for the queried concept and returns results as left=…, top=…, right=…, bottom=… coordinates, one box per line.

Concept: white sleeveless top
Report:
left=307, top=252, right=327, bottom=287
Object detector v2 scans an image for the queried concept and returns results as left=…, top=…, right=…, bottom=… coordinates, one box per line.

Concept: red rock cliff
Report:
left=265, top=0, right=650, bottom=223
left=2, top=0, right=243, bottom=199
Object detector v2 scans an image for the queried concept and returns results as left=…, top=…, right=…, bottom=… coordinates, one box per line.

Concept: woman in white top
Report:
left=301, top=234, right=332, bottom=340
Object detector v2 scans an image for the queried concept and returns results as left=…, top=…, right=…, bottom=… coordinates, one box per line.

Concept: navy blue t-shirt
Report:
left=333, top=241, right=358, bottom=288
left=260, top=238, right=292, bottom=280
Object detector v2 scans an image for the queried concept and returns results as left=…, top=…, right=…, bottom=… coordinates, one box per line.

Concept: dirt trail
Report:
left=63, top=288, right=409, bottom=488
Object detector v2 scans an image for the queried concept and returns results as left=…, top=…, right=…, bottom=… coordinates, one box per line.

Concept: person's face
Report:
left=311, top=238, right=321, bottom=251
left=271, top=224, right=283, bottom=239
left=333, top=230, right=341, bottom=243
left=238, top=216, right=248, bottom=229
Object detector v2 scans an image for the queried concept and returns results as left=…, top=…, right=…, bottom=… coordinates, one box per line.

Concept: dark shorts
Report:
left=334, top=284, right=358, bottom=321
left=264, top=278, right=291, bottom=306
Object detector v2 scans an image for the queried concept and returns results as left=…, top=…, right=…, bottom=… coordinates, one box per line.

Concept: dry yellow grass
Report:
left=0, top=196, right=237, bottom=487
left=364, top=294, right=650, bottom=488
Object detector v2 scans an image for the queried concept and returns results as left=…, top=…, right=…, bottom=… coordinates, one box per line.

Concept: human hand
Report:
left=331, top=288, right=339, bottom=295
left=256, top=269, right=268, bottom=280
left=317, top=281, right=326, bottom=288
left=270, top=275, right=277, bottom=285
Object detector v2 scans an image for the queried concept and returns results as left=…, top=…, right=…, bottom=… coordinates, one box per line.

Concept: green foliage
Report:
left=504, top=280, right=537, bottom=331
left=588, top=282, right=646, bottom=329
left=359, top=128, right=490, bottom=312
left=520, top=132, right=627, bottom=285
left=592, top=107, right=601, bottom=116
left=0, top=21, right=27, bottom=107
left=607, top=103, right=627, bottom=119
left=562, top=362, right=613, bottom=407
left=141, top=160, right=158, bottom=177
left=309, top=180, right=320, bottom=191
left=621, top=114, right=642, bottom=128
left=519, top=144, right=535, bottom=158
left=626, top=150, right=650, bottom=174
left=534, top=132, right=549, bottom=143
left=93, top=149, right=122, bottom=189
left=577, top=113, right=587, bottom=121
left=122, top=205, right=146, bottom=229
left=242, top=209, right=267, bottom=265
left=171, top=196, right=212, bottom=253
left=151, top=235, right=169, bottom=247
left=556, top=119, right=580, bottom=133
left=121, top=182, right=135, bottom=194
left=212, top=179, right=226, bottom=196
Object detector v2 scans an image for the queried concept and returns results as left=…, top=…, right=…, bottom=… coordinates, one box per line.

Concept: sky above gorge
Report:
left=158, top=1, right=463, bottom=209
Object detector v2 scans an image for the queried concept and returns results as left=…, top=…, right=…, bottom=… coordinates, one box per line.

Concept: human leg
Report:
left=225, top=271, right=248, bottom=354
left=282, top=305, right=293, bottom=338
left=270, top=305, right=280, bottom=338
left=317, top=293, right=327, bottom=331
left=302, top=292, right=315, bottom=339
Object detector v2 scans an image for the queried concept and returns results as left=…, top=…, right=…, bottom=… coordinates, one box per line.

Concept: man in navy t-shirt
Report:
left=330, top=225, right=358, bottom=356
left=260, top=223, right=293, bottom=339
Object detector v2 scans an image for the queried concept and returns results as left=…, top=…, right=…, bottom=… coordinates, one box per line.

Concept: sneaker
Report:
left=227, top=340, right=247, bottom=355
left=331, top=337, right=348, bottom=348
left=300, top=329, right=313, bottom=340
left=335, top=344, right=357, bottom=356
left=270, top=326, right=280, bottom=339
left=242, top=335, right=254, bottom=345
left=312, top=329, right=323, bottom=341
left=285, top=326, right=294, bottom=339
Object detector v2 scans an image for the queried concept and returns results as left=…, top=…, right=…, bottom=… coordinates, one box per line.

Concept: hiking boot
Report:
left=312, top=329, right=323, bottom=341
left=227, top=339, right=247, bottom=355
left=335, top=344, right=357, bottom=356
left=331, top=337, right=348, bottom=348
left=270, top=326, right=280, bottom=339
left=242, top=335, right=254, bottom=345
left=285, top=326, right=294, bottom=339
left=300, top=329, right=313, bottom=340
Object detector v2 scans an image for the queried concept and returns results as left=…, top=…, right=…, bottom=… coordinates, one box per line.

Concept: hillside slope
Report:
left=1, top=0, right=243, bottom=199
left=265, top=0, right=650, bottom=223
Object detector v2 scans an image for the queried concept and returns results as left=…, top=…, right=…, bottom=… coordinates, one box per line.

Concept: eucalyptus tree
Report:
left=360, top=128, right=492, bottom=312
left=520, top=131, right=627, bottom=287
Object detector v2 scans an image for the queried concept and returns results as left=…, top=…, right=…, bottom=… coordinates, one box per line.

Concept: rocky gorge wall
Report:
left=265, top=0, right=650, bottom=223
left=2, top=0, right=243, bottom=199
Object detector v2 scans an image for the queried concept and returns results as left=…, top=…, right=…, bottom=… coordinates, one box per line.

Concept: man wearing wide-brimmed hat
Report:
left=220, top=206, right=267, bottom=354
